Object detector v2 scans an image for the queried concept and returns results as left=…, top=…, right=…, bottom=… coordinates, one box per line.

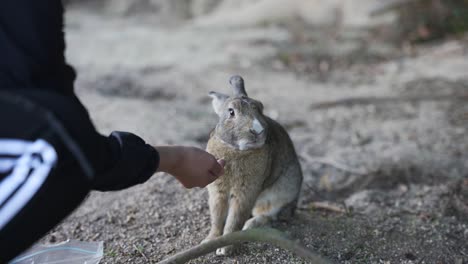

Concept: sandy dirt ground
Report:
left=38, top=4, right=468, bottom=264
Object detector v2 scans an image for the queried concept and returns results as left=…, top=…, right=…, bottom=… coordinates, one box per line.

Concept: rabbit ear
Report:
left=209, top=91, right=229, bottom=116
left=229, top=75, right=248, bottom=97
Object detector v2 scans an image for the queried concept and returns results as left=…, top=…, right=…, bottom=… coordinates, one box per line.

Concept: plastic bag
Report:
left=9, top=240, right=103, bottom=264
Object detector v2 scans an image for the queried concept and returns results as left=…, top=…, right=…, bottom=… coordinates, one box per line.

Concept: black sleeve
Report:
left=0, top=0, right=160, bottom=191
left=11, top=89, right=161, bottom=192
left=94, top=131, right=160, bottom=191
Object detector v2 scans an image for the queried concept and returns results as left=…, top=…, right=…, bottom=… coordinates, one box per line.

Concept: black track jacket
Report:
left=0, top=0, right=160, bottom=191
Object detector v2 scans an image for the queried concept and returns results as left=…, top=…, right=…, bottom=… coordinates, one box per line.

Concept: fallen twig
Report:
left=301, top=152, right=371, bottom=175
left=300, top=201, right=347, bottom=214
left=157, top=228, right=332, bottom=264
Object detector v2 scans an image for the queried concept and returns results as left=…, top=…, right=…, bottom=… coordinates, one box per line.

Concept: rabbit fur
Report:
left=203, top=75, right=303, bottom=255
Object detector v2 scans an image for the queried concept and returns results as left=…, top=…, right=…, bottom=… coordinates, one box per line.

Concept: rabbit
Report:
left=202, top=75, right=303, bottom=255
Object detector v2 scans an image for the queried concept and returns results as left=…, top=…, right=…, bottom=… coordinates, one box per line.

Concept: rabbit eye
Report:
left=228, top=108, right=235, bottom=117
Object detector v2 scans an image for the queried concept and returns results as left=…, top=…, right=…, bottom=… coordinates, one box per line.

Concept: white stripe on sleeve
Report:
left=0, top=139, right=57, bottom=230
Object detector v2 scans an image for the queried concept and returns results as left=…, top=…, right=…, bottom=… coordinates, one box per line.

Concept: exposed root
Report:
left=157, top=228, right=332, bottom=264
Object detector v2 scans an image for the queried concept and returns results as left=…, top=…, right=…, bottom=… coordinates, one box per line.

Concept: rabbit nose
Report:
left=250, top=119, right=264, bottom=135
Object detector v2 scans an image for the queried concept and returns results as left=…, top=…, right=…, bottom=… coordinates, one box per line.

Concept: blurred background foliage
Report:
left=376, top=0, right=468, bottom=42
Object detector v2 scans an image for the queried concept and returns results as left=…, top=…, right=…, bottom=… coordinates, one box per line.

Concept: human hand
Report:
left=154, top=146, right=225, bottom=188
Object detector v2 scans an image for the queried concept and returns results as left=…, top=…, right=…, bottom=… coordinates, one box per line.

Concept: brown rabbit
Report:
left=202, top=75, right=303, bottom=255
